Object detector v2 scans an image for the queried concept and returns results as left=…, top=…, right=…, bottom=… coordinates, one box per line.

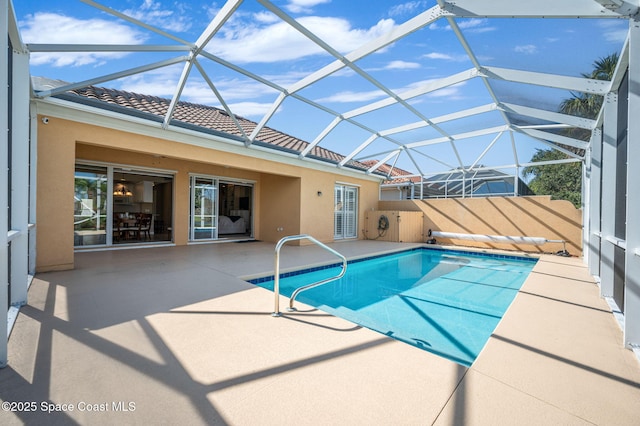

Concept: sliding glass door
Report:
left=189, top=175, right=254, bottom=241
left=74, top=165, right=108, bottom=246
left=74, top=163, right=174, bottom=248
left=190, top=176, right=218, bottom=240
left=112, top=168, right=173, bottom=245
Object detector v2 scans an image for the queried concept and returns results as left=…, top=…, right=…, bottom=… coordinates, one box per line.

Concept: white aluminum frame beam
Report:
left=1, top=0, right=9, bottom=368
left=10, top=43, right=30, bottom=309
left=7, top=0, right=23, bottom=53
left=500, top=103, right=597, bottom=130
left=440, top=0, right=638, bottom=18
left=193, top=59, right=250, bottom=143
left=27, top=44, right=191, bottom=52
left=342, top=68, right=477, bottom=120
left=287, top=5, right=450, bottom=95
left=162, top=0, right=242, bottom=130
left=481, top=66, right=611, bottom=94
left=406, top=125, right=509, bottom=149
left=34, top=56, right=189, bottom=99
left=367, top=150, right=402, bottom=174
left=515, top=128, right=589, bottom=151
left=379, top=103, right=497, bottom=137
left=163, top=60, right=194, bottom=129
left=443, top=10, right=516, bottom=139
left=338, top=134, right=379, bottom=166
left=624, top=16, right=640, bottom=349
left=468, top=132, right=504, bottom=170
left=196, top=52, right=406, bottom=152
left=299, top=116, right=342, bottom=158
left=81, top=0, right=194, bottom=47
left=599, top=91, right=620, bottom=299
left=587, top=128, right=603, bottom=276
left=255, top=0, right=455, bottom=149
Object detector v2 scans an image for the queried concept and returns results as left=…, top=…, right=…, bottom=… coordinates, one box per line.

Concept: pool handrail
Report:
left=272, top=234, right=347, bottom=317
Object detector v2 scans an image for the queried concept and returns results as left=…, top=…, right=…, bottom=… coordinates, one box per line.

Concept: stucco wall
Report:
left=260, top=174, right=301, bottom=242
left=36, top=114, right=381, bottom=272
left=379, top=196, right=582, bottom=255
left=36, top=118, right=76, bottom=271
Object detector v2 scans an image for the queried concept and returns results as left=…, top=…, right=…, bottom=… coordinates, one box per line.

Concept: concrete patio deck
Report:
left=1, top=240, right=639, bottom=425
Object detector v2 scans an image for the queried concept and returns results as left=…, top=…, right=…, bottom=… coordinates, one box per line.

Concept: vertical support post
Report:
left=624, top=16, right=640, bottom=350
left=272, top=245, right=281, bottom=317
left=10, top=47, right=29, bottom=307
left=0, top=0, right=10, bottom=368
left=587, top=128, right=602, bottom=276
left=28, top=105, right=37, bottom=276
left=599, top=92, right=618, bottom=299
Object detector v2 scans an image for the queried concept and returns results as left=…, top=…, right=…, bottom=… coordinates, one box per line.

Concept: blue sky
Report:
left=14, top=0, right=628, bottom=175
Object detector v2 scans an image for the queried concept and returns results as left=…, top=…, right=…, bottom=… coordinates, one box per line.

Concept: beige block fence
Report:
left=369, top=196, right=582, bottom=256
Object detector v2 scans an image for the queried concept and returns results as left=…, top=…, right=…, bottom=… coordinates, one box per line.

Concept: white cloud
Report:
left=388, top=1, right=430, bottom=17
left=514, top=44, right=537, bottom=54
left=424, top=84, right=465, bottom=99
left=285, top=0, right=332, bottom=14
left=315, top=80, right=467, bottom=104
left=597, top=20, right=627, bottom=43
left=20, top=13, right=146, bottom=67
left=315, top=89, right=386, bottom=104
left=122, top=0, right=192, bottom=33
left=428, top=21, right=449, bottom=31
left=367, top=60, right=422, bottom=72
left=458, top=19, right=490, bottom=31
left=423, top=52, right=468, bottom=62
left=209, top=16, right=397, bottom=63
left=226, top=102, right=276, bottom=118
left=402, top=80, right=467, bottom=100
left=429, top=18, right=495, bottom=33
left=385, top=60, right=421, bottom=70
left=253, top=11, right=280, bottom=24
left=117, top=64, right=282, bottom=117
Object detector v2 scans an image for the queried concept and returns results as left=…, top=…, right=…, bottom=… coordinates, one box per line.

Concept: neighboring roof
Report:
left=361, top=160, right=420, bottom=184
left=376, top=162, right=531, bottom=188
left=38, top=78, right=380, bottom=175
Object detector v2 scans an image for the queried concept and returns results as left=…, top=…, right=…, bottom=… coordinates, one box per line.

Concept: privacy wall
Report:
left=379, top=196, right=582, bottom=256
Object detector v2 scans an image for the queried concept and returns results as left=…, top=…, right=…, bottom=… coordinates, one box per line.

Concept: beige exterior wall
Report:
left=364, top=211, right=425, bottom=243
left=35, top=114, right=381, bottom=272
left=36, top=118, right=76, bottom=271
left=260, top=174, right=301, bottom=242
left=380, top=197, right=582, bottom=255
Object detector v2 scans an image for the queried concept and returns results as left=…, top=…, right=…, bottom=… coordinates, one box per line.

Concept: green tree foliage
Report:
left=523, top=53, right=618, bottom=208
left=523, top=150, right=582, bottom=207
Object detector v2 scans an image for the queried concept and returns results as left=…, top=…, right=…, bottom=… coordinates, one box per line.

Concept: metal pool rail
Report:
left=272, top=234, right=347, bottom=317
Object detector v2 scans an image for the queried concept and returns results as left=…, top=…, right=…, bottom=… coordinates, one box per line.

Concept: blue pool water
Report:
left=249, top=248, right=536, bottom=366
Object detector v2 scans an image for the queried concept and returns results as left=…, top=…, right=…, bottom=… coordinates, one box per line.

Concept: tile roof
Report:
left=54, top=84, right=373, bottom=174
left=360, top=160, right=419, bottom=183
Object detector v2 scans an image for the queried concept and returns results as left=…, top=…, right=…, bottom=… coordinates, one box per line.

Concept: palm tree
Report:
left=523, top=52, right=619, bottom=207
left=559, top=53, right=619, bottom=123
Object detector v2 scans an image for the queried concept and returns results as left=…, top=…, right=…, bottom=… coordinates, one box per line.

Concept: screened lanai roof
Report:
left=12, top=0, right=637, bottom=180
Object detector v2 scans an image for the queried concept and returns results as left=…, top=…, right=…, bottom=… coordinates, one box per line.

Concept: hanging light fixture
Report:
left=114, top=173, right=133, bottom=196
left=113, top=184, right=133, bottom=196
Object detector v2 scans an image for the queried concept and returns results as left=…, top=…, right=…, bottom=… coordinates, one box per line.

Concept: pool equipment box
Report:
left=365, top=211, right=424, bottom=242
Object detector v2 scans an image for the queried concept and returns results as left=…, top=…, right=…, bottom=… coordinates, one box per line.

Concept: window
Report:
left=334, top=184, right=358, bottom=239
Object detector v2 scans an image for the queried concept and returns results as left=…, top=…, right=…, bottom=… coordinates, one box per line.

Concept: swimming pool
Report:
left=249, top=247, right=537, bottom=366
